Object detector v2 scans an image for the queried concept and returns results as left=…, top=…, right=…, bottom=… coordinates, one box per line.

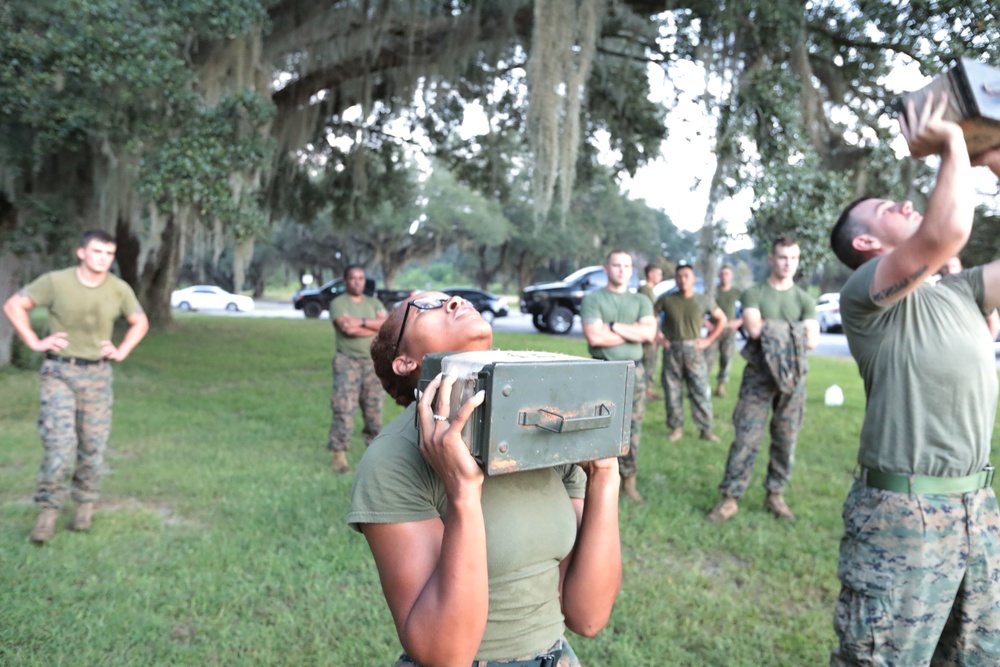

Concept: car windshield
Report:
left=561, top=266, right=602, bottom=283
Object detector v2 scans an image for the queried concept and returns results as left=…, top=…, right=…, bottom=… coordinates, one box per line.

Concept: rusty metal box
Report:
left=418, top=350, right=635, bottom=475
left=895, top=58, right=1000, bottom=158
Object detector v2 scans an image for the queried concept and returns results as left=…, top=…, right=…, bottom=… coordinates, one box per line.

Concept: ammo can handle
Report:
left=518, top=404, right=611, bottom=433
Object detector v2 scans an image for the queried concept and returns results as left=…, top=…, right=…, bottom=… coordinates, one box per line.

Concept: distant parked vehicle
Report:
left=816, top=292, right=842, bottom=333
left=171, top=285, right=255, bottom=312
left=292, top=277, right=413, bottom=319
left=440, top=287, right=509, bottom=324
left=520, top=265, right=641, bottom=335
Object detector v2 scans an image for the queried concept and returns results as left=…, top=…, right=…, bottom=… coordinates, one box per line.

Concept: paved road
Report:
left=204, top=301, right=1000, bottom=363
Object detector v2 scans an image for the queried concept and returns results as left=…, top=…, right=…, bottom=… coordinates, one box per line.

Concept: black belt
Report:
left=45, top=353, right=105, bottom=366
left=476, top=650, right=561, bottom=667
left=401, top=650, right=560, bottom=667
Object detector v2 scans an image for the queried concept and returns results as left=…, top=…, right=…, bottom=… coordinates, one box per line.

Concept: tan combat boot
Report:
left=667, top=427, right=684, bottom=442
left=331, top=450, right=350, bottom=474
left=706, top=495, right=738, bottom=523
left=699, top=429, right=720, bottom=442
left=714, top=383, right=726, bottom=398
left=764, top=492, right=796, bottom=521
left=70, top=502, right=95, bottom=531
left=30, top=508, right=59, bottom=544
left=621, top=476, right=646, bottom=505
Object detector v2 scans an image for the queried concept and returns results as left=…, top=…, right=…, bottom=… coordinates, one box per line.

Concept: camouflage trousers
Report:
left=618, top=359, right=646, bottom=479
left=661, top=341, right=713, bottom=432
left=704, top=327, right=736, bottom=386
left=717, top=361, right=805, bottom=498
left=328, top=353, right=384, bottom=452
left=35, top=358, right=114, bottom=509
left=830, top=480, right=1000, bottom=666
left=394, top=635, right=581, bottom=666
left=642, top=340, right=658, bottom=384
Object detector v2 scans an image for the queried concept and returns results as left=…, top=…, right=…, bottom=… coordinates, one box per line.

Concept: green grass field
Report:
left=1, top=317, right=995, bottom=666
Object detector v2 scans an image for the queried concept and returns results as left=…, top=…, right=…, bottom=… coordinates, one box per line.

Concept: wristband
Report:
left=362, top=318, right=367, bottom=328
left=609, top=321, right=616, bottom=332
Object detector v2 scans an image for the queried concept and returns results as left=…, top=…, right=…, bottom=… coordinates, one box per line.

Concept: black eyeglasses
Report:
left=393, top=297, right=451, bottom=358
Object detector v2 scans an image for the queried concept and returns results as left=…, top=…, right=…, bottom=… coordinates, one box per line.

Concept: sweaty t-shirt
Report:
left=654, top=292, right=717, bottom=341
left=715, top=287, right=739, bottom=320
left=24, top=267, right=141, bottom=360
left=329, top=294, right=384, bottom=358
left=580, top=288, right=652, bottom=361
left=841, top=259, right=997, bottom=476
left=348, top=404, right=586, bottom=661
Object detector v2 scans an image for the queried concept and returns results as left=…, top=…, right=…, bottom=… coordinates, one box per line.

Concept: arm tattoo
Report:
left=871, top=265, right=928, bottom=304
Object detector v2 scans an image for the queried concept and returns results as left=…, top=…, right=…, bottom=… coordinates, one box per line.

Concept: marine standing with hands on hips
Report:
left=828, top=91, right=1000, bottom=665
left=348, top=292, right=622, bottom=666
left=3, top=229, right=149, bottom=544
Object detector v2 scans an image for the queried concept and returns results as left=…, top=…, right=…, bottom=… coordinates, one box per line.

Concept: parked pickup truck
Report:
left=520, top=265, right=640, bottom=334
left=292, top=277, right=413, bottom=319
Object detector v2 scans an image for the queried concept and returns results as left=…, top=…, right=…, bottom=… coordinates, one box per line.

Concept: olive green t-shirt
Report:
left=638, top=283, right=655, bottom=304
left=654, top=292, right=717, bottom=341
left=841, top=259, right=997, bottom=476
left=348, top=404, right=587, bottom=661
left=715, top=287, right=739, bottom=320
left=580, top=288, right=653, bottom=361
left=740, top=282, right=816, bottom=322
left=23, top=267, right=141, bottom=360
left=329, top=293, right=384, bottom=358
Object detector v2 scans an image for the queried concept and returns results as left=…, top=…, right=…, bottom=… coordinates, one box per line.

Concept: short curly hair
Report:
left=370, top=306, right=417, bottom=407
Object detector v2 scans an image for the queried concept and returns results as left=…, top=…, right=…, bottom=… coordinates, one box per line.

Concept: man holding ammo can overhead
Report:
left=828, top=90, right=1000, bottom=665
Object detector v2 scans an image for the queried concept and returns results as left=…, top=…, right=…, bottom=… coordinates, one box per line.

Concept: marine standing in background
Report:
left=3, top=230, right=149, bottom=544
left=705, top=264, right=743, bottom=398
left=827, top=93, right=1000, bottom=665
left=706, top=237, right=818, bottom=523
left=653, top=261, right=726, bottom=443
left=638, top=263, right=663, bottom=401
left=328, top=265, right=387, bottom=474
left=581, top=250, right=657, bottom=504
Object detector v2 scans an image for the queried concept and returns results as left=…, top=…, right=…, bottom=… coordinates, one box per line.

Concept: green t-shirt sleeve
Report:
left=740, top=285, right=760, bottom=311
left=23, top=273, right=55, bottom=307
left=580, top=292, right=601, bottom=324
left=561, top=464, right=587, bottom=499
left=348, top=408, right=445, bottom=531
left=798, top=288, right=817, bottom=320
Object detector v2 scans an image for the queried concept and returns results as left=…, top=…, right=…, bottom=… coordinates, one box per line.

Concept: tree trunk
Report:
left=0, top=251, right=20, bottom=367
left=132, top=213, right=183, bottom=328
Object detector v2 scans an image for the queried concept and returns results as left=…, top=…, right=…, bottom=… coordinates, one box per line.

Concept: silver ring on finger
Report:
left=432, top=414, right=448, bottom=422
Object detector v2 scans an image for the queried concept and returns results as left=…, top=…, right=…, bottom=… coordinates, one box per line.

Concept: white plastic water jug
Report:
left=825, top=384, right=844, bottom=406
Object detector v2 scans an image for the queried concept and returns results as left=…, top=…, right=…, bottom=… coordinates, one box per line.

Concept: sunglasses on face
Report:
left=393, top=297, right=451, bottom=358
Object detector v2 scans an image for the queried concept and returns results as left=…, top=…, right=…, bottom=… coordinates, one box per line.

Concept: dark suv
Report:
left=520, top=265, right=640, bottom=334
left=292, top=278, right=412, bottom=318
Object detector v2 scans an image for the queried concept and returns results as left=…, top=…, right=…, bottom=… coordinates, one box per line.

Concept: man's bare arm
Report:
left=871, top=93, right=972, bottom=306
left=2, top=291, right=69, bottom=352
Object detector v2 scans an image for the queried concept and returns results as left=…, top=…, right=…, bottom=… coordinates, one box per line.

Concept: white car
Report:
left=816, top=292, right=841, bottom=333
left=170, top=285, right=255, bottom=313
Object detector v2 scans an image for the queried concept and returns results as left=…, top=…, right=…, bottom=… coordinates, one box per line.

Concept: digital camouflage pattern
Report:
left=717, top=359, right=805, bottom=498
left=830, top=481, right=1000, bottom=666
left=619, top=360, right=646, bottom=479
left=642, top=339, right=658, bottom=386
left=705, top=327, right=736, bottom=386
left=35, top=359, right=113, bottom=509
left=661, top=341, right=713, bottom=432
left=395, top=635, right=581, bottom=667
left=328, top=352, right=384, bottom=452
